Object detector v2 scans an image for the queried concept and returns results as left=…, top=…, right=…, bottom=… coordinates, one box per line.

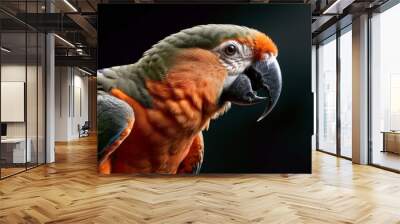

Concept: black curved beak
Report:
left=219, top=57, right=282, bottom=121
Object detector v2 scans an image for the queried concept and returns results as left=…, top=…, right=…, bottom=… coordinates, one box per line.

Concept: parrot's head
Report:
left=206, top=25, right=282, bottom=121
left=139, top=24, right=282, bottom=122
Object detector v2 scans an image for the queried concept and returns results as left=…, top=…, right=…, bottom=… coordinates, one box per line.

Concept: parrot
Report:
left=97, top=24, right=282, bottom=174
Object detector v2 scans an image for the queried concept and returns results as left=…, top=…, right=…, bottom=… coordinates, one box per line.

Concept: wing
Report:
left=97, top=90, right=135, bottom=174
left=177, top=132, right=204, bottom=174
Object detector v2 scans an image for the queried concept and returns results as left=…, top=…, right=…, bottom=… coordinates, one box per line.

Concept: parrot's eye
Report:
left=224, top=44, right=237, bottom=56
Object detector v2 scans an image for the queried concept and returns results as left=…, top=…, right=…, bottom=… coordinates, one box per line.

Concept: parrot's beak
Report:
left=219, top=56, right=282, bottom=122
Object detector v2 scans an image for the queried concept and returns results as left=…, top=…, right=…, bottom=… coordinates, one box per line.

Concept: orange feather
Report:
left=229, top=31, right=278, bottom=60
left=105, top=48, right=227, bottom=174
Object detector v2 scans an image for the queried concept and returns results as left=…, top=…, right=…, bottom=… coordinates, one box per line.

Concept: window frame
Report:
left=367, top=1, right=400, bottom=173
left=315, top=24, right=353, bottom=161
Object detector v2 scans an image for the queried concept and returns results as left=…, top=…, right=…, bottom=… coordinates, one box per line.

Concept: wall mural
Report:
left=98, top=4, right=312, bottom=174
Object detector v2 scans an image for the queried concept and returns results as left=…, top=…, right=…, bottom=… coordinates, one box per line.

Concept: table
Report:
left=1, top=138, right=31, bottom=163
left=382, top=131, right=400, bottom=154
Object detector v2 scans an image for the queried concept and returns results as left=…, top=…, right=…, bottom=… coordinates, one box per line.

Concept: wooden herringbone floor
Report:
left=1, top=136, right=400, bottom=224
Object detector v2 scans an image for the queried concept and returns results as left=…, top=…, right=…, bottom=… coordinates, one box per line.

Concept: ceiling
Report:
left=0, top=24, right=45, bottom=64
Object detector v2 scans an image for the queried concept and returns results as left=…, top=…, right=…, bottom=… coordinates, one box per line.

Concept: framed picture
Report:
left=97, top=4, right=312, bottom=174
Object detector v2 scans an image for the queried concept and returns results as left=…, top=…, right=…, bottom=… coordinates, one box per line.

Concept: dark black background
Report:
left=98, top=4, right=313, bottom=173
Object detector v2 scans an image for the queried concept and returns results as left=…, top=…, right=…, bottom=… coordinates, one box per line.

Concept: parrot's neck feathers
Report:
left=201, top=102, right=231, bottom=132
left=97, top=63, right=152, bottom=108
left=211, top=102, right=232, bottom=120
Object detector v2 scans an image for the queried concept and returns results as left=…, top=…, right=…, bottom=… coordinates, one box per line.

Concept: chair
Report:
left=78, top=121, right=90, bottom=138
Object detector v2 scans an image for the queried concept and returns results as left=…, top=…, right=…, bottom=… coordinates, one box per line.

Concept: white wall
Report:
left=55, top=67, right=89, bottom=141
left=55, top=66, right=70, bottom=141
left=1, top=64, right=26, bottom=140
left=71, top=72, right=89, bottom=138
left=1, top=63, right=46, bottom=164
left=1, top=64, right=39, bottom=138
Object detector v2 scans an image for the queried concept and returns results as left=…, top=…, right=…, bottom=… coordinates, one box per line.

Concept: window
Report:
left=0, top=2, right=47, bottom=179
left=317, top=36, right=337, bottom=154
left=370, top=3, right=400, bottom=171
left=339, top=28, right=352, bottom=158
left=317, top=26, right=353, bottom=159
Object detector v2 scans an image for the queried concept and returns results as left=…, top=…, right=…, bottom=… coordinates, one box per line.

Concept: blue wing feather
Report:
left=97, top=91, right=134, bottom=161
